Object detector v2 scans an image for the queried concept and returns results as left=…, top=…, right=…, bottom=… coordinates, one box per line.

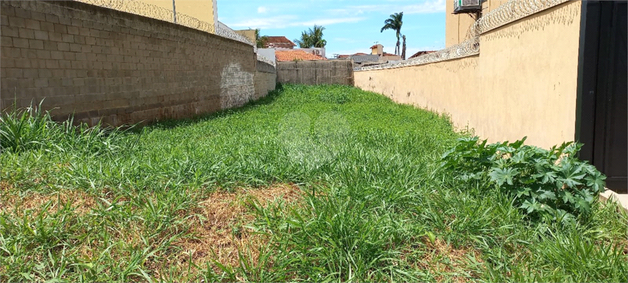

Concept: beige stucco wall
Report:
left=235, top=30, right=257, bottom=45
left=143, top=0, right=215, bottom=26
left=484, top=0, right=510, bottom=13
left=73, top=0, right=217, bottom=33
left=445, top=0, right=477, bottom=46
left=356, top=1, right=583, bottom=149
left=477, top=0, right=582, bottom=148
left=355, top=57, right=480, bottom=132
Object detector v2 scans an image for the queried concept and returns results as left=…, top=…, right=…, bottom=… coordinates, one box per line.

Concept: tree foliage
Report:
left=294, top=25, right=327, bottom=48
left=380, top=12, right=404, bottom=56
left=255, top=29, right=268, bottom=48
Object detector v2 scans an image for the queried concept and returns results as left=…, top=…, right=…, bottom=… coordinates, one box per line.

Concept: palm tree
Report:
left=401, top=35, right=407, bottom=60
left=294, top=31, right=311, bottom=48
left=380, top=12, right=403, bottom=56
left=295, top=25, right=327, bottom=48
left=309, top=25, right=327, bottom=48
left=255, top=29, right=268, bottom=48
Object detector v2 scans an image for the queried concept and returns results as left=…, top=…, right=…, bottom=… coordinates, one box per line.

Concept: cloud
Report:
left=228, top=15, right=297, bottom=29
left=229, top=16, right=366, bottom=29
left=297, top=17, right=365, bottom=27
left=403, top=0, right=446, bottom=14
left=257, top=6, right=268, bottom=14
left=333, top=38, right=359, bottom=44
left=328, top=0, right=445, bottom=16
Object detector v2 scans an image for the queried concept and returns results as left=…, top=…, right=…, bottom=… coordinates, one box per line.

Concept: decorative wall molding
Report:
left=356, top=37, right=479, bottom=71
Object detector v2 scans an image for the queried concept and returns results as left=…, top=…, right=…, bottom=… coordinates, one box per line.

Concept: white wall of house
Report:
left=298, top=48, right=326, bottom=58
left=275, top=47, right=326, bottom=58
left=257, top=48, right=276, bottom=62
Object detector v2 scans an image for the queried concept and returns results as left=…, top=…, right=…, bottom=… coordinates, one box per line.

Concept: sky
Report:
left=217, top=0, right=447, bottom=58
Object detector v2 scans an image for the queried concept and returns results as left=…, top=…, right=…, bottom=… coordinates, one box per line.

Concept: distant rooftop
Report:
left=337, top=53, right=367, bottom=59
left=409, top=50, right=437, bottom=59
left=264, top=36, right=296, bottom=49
left=351, top=54, right=380, bottom=64
left=276, top=50, right=326, bottom=62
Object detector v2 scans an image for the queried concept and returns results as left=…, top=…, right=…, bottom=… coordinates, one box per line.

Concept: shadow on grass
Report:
left=129, top=83, right=286, bottom=132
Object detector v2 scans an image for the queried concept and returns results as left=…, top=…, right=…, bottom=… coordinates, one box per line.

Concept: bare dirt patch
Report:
left=173, top=184, right=302, bottom=275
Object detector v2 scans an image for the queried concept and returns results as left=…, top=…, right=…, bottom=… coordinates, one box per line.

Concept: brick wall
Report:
left=1, top=0, right=263, bottom=126
left=277, top=60, right=354, bottom=86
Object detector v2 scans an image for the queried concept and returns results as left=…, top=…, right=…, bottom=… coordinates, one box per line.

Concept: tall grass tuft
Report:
left=0, top=100, right=128, bottom=156
left=0, top=100, right=52, bottom=153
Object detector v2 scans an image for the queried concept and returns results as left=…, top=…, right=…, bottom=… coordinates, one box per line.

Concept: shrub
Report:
left=441, top=137, right=606, bottom=223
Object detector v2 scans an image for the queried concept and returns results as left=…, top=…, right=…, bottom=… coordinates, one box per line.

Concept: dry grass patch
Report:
left=0, top=189, right=97, bottom=217
left=614, top=239, right=628, bottom=256
left=173, top=184, right=302, bottom=274
left=414, top=237, right=484, bottom=283
left=0, top=181, right=11, bottom=191
left=0, top=181, right=13, bottom=211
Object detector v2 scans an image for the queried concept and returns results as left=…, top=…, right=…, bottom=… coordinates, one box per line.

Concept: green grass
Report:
left=1, top=84, right=626, bottom=282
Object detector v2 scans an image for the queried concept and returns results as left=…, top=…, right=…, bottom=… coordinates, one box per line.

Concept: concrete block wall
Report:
left=254, top=61, right=276, bottom=100
left=277, top=60, right=354, bottom=86
left=0, top=0, right=262, bottom=126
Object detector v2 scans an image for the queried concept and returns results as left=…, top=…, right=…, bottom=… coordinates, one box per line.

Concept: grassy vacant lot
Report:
left=1, top=84, right=626, bottom=282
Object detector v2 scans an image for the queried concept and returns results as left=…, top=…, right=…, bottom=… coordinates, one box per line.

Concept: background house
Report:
left=297, top=48, right=326, bottom=59
left=76, top=0, right=218, bottom=33
left=260, top=36, right=327, bottom=62
left=335, top=54, right=379, bottom=66
left=335, top=44, right=401, bottom=66
left=235, top=29, right=256, bottom=44
left=370, top=44, right=402, bottom=62
left=353, top=55, right=381, bottom=66
left=263, top=36, right=297, bottom=49
left=370, top=44, right=384, bottom=55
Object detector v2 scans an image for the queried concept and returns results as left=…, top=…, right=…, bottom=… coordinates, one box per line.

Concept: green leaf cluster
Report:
left=441, top=137, right=606, bottom=224
left=294, top=25, right=327, bottom=48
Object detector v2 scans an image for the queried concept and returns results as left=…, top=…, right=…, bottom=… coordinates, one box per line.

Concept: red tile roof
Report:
left=264, top=36, right=296, bottom=49
left=276, top=50, right=327, bottom=62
